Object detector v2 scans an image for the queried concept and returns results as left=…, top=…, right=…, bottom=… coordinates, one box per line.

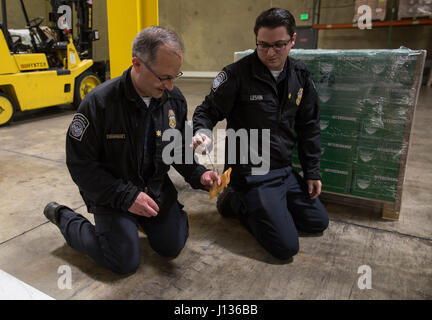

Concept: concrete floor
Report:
left=0, top=79, right=431, bottom=300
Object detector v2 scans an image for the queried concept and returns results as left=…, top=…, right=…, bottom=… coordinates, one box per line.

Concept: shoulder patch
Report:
left=212, top=71, right=228, bottom=92
left=69, top=113, right=90, bottom=141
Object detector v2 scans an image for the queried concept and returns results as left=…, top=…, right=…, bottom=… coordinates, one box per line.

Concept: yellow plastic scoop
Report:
left=209, top=167, right=232, bottom=200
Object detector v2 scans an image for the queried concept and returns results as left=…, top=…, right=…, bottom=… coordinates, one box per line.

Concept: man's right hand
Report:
left=192, top=133, right=212, bottom=155
left=128, top=192, right=159, bottom=217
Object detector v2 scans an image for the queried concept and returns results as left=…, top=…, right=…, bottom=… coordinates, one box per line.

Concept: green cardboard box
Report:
left=320, top=160, right=353, bottom=194
left=315, top=84, right=365, bottom=108
left=367, top=87, right=415, bottom=107
left=321, top=137, right=357, bottom=164
left=351, top=165, right=399, bottom=202
left=358, top=97, right=410, bottom=123
left=292, top=160, right=352, bottom=195
left=355, top=138, right=404, bottom=169
left=320, top=114, right=361, bottom=138
left=293, top=136, right=357, bottom=165
left=359, top=118, right=406, bottom=142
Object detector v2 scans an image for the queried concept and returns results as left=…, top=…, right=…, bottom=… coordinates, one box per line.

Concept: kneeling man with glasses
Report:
left=193, top=8, right=329, bottom=260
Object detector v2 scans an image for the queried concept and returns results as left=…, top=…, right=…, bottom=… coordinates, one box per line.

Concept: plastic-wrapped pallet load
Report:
left=234, top=49, right=254, bottom=62
left=292, top=48, right=425, bottom=219
left=398, top=0, right=432, bottom=19
left=233, top=48, right=426, bottom=219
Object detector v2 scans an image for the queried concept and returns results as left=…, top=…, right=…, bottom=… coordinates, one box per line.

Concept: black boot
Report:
left=43, top=202, right=70, bottom=226
left=216, top=187, right=238, bottom=218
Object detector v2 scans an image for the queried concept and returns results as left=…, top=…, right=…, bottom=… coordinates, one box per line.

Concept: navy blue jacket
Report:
left=66, top=67, right=207, bottom=214
left=193, top=50, right=321, bottom=181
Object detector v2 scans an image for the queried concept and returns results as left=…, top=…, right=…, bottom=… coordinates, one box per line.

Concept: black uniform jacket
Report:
left=66, top=67, right=207, bottom=215
left=193, top=50, right=321, bottom=182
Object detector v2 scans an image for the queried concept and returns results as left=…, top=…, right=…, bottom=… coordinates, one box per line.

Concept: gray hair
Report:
left=132, top=26, right=184, bottom=65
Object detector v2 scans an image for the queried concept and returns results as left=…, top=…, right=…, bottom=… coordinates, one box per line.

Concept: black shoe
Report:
left=216, top=187, right=238, bottom=218
left=43, top=202, right=67, bottom=226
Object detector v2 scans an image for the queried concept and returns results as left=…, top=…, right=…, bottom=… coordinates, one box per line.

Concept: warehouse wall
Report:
left=2, top=0, right=430, bottom=72
left=159, top=0, right=432, bottom=71
left=0, top=0, right=46, bottom=28
left=158, top=0, right=318, bottom=71
left=159, top=0, right=268, bottom=71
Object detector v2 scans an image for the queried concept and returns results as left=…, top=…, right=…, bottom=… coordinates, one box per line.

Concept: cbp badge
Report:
left=168, top=109, right=176, bottom=128
left=69, top=113, right=89, bottom=141
left=296, top=88, right=303, bottom=106
left=212, top=71, right=228, bottom=92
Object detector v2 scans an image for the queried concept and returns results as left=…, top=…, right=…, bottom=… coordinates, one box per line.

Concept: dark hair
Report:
left=132, top=26, right=184, bottom=65
left=254, top=8, right=296, bottom=38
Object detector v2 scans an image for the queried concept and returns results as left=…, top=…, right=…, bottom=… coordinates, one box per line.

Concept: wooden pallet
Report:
left=321, top=192, right=400, bottom=220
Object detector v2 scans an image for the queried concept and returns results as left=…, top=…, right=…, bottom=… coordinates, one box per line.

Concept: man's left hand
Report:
left=306, top=179, right=322, bottom=200
left=200, top=171, right=221, bottom=191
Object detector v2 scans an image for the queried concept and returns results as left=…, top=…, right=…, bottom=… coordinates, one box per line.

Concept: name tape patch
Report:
left=106, top=134, right=126, bottom=139
left=250, top=95, right=263, bottom=101
left=69, top=113, right=89, bottom=141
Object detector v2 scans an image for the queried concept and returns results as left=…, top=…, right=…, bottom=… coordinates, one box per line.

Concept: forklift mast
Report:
left=49, top=0, right=99, bottom=59
left=1, top=0, right=13, bottom=49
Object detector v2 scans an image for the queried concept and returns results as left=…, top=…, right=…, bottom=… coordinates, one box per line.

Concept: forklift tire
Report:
left=73, top=71, right=102, bottom=109
left=0, top=93, right=15, bottom=127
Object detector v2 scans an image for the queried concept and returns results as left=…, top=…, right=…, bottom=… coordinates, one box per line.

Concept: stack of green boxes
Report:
left=290, top=49, right=419, bottom=202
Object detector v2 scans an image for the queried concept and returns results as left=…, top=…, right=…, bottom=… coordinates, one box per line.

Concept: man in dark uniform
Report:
left=43, top=26, right=220, bottom=275
left=192, top=8, right=329, bottom=260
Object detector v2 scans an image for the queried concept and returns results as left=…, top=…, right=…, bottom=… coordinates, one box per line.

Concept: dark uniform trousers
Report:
left=57, top=201, right=189, bottom=275
left=231, top=166, right=329, bottom=260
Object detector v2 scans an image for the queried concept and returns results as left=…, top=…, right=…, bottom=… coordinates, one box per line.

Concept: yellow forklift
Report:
left=0, top=0, right=103, bottom=127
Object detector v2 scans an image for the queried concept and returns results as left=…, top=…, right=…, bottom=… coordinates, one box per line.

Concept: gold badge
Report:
left=296, top=88, right=303, bottom=106
left=168, top=109, right=176, bottom=129
left=288, top=93, right=292, bottom=99
left=156, top=130, right=162, bottom=137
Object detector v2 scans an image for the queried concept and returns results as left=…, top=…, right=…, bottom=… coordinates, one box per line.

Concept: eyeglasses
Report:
left=256, top=40, right=292, bottom=52
left=141, top=59, right=183, bottom=83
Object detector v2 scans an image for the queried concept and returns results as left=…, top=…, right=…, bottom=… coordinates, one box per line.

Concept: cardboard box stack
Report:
left=398, top=0, right=432, bottom=19
left=233, top=48, right=422, bottom=204
left=290, top=48, right=419, bottom=202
